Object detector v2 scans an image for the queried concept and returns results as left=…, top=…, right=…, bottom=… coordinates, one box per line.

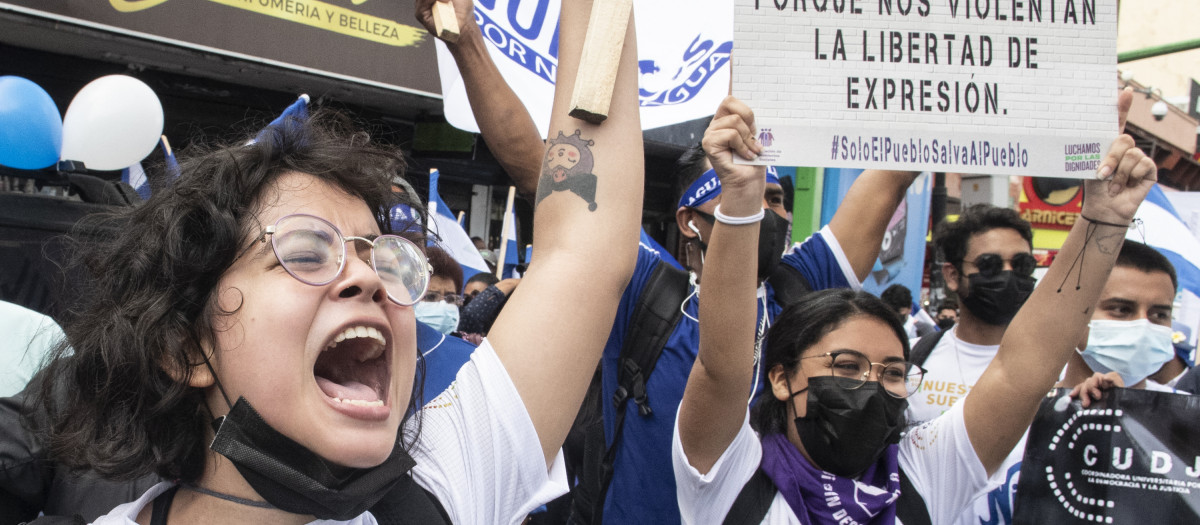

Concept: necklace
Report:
left=182, top=483, right=276, bottom=509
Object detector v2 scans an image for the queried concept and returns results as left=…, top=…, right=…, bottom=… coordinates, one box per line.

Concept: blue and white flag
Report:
left=1129, top=184, right=1200, bottom=297
left=434, top=0, right=732, bottom=136
left=499, top=205, right=520, bottom=278
left=120, top=136, right=179, bottom=200
left=428, top=169, right=491, bottom=283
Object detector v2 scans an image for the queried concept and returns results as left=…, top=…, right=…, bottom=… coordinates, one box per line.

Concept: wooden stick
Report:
left=432, top=0, right=460, bottom=43
left=567, top=0, right=634, bottom=124
left=495, top=186, right=517, bottom=278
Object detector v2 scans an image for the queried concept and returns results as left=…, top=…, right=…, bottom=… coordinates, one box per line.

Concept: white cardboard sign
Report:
left=734, top=0, right=1118, bottom=178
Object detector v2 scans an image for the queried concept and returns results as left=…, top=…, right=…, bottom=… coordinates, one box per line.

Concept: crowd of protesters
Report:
left=0, top=0, right=1187, bottom=524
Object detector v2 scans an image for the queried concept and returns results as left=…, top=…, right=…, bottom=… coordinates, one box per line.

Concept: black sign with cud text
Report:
left=1014, top=388, right=1200, bottom=524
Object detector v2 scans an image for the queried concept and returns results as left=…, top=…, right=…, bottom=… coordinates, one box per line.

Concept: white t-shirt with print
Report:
left=91, top=341, right=567, bottom=525
left=905, top=327, right=998, bottom=426
left=905, top=328, right=1025, bottom=525
left=673, top=400, right=990, bottom=524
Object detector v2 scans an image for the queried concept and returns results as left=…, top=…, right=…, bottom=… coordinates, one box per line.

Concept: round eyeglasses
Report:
left=801, top=350, right=925, bottom=398
left=239, top=213, right=432, bottom=306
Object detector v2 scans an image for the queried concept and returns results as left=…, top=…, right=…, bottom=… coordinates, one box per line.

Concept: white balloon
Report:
left=61, top=75, right=164, bottom=171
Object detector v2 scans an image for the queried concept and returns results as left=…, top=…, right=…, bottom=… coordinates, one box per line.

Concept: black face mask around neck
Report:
left=792, top=376, right=907, bottom=478
left=960, top=270, right=1035, bottom=326
left=209, top=397, right=416, bottom=520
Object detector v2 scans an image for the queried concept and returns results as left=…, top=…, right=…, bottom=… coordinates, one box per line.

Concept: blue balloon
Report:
left=0, top=76, right=63, bottom=169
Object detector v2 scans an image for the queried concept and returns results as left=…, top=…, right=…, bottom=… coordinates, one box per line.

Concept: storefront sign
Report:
left=1, top=0, right=440, bottom=95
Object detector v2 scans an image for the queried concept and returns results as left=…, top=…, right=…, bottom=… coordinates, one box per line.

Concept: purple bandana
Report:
left=759, top=433, right=901, bottom=525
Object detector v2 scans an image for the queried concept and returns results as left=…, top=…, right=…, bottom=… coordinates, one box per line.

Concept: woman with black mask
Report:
left=673, top=91, right=1155, bottom=523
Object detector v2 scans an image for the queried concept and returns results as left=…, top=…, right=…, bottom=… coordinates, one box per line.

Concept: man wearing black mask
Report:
left=906, top=203, right=1035, bottom=525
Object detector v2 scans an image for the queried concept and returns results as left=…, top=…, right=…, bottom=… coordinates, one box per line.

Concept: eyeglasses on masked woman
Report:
left=238, top=213, right=433, bottom=306
left=800, top=350, right=926, bottom=398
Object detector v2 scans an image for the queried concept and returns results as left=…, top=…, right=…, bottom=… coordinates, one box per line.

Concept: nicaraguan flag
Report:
left=1128, top=184, right=1200, bottom=297
left=500, top=206, right=519, bottom=278
left=120, top=136, right=179, bottom=201
left=428, top=169, right=490, bottom=284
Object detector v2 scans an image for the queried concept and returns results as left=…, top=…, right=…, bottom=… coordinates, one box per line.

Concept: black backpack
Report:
left=568, top=259, right=691, bottom=523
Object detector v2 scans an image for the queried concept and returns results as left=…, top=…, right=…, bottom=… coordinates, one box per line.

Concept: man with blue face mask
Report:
left=1059, top=240, right=1179, bottom=392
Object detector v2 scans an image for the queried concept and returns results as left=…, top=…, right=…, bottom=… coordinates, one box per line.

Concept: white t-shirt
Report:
left=905, top=328, right=1024, bottom=525
left=0, top=300, right=66, bottom=397
left=905, top=327, right=997, bottom=426
left=91, top=341, right=567, bottom=525
left=673, top=400, right=990, bottom=524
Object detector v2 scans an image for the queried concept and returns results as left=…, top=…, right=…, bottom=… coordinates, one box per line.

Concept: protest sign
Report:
left=733, top=0, right=1117, bottom=178
left=1014, top=388, right=1200, bottom=524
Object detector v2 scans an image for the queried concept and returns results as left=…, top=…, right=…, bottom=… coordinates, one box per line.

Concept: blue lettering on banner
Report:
left=475, top=0, right=728, bottom=108
left=474, top=7, right=559, bottom=84
left=639, top=36, right=732, bottom=107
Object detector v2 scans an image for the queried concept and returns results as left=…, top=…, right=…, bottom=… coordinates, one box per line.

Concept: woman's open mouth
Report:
left=314, top=325, right=392, bottom=419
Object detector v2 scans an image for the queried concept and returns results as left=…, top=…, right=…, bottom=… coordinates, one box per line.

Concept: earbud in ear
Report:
left=687, top=220, right=701, bottom=238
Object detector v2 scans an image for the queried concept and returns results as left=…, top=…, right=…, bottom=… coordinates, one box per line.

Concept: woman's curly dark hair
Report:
left=751, top=289, right=910, bottom=436
left=34, top=110, right=426, bottom=483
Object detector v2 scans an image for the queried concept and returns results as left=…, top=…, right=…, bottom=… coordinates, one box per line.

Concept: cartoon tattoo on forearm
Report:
left=536, top=130, right=599, bottom=211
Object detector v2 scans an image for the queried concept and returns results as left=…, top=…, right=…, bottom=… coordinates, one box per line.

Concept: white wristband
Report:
left=713, top=204, right=765, bottom=225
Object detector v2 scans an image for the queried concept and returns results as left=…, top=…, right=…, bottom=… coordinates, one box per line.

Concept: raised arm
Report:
left=827, top=169, right=920, bottom=281
left=486, top=0, right=643, bottom=465
left=677, top=96, right=766, bottom=473
left=963, top=90, right=1155, bottom=475
left=416, top=0, right=544, bottom=200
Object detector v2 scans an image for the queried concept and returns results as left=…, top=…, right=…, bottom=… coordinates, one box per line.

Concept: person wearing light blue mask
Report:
left=417, top=246, right=465, bottom=335
left=1061, top=240, right=1181, bottom=398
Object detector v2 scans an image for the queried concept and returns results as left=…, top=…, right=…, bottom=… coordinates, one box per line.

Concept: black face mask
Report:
left=959, top=270, right=1036, bottom=326
left=210, top=397, right=416, bottom=520
left=692, top=209, right=790, bottom=282
left=936, top=317, right=956, bottom=330
left=792, top=376, right=907, bottom=478
left=757, top=210, right=790, bottom=282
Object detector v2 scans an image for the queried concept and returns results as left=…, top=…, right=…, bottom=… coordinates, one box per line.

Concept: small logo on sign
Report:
left=758, top=128, right=774, bottom=148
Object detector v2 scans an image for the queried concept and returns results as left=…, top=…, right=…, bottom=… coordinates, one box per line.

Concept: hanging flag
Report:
left=120, top=136, right=179, bottom=201
left=427, top=168, right=490, bottom=283
left=1128, top=184, right=1200, bottom=297
left=433, top=0, right=732, bottom=136
left=496, top=186, right=520, bottom=278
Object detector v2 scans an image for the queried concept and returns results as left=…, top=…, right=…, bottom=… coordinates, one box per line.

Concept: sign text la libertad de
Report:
left=734, top=0, right=1117, bottom=178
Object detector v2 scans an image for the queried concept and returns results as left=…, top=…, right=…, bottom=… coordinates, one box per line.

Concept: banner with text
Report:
left=1, top=0, right=439, bottom=96
left=733, top=0, right=1117, bottom=178
left=435, top=0, right=734, bottom=136
left=1014, top=388, right=1200, bottom=524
